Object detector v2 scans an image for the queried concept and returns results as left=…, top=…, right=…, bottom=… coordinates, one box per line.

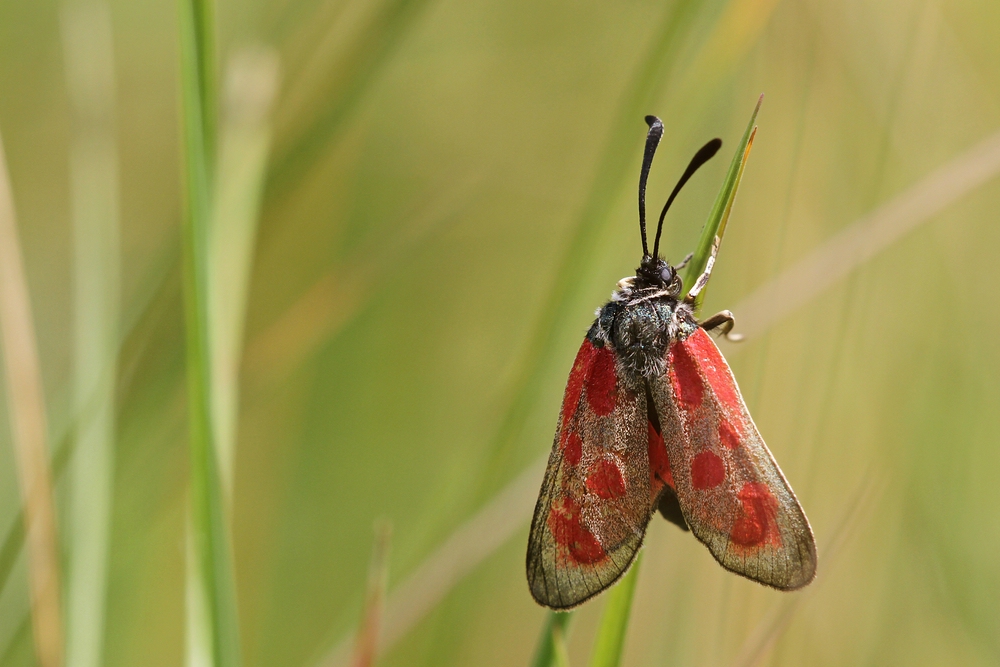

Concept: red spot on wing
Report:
left=730, top=482, right=781, bottom=548
left=669, top=342, right=703, bottom=409
left=585, top=458, right=627, bottom=499
left=561, top=340, right=595, bottom=429
left=563, top=431, right=583, bottom=466
left=682, top=329, right=743, bottom=415
left=585, top=347, right=617, bottom=416
left=647, top=422, right=675, bottom=489
left=547, top=497, right=607, bottom=564
left=691, top=451, right=725, bottom=489
left=719, top=421, right=741, bottom=449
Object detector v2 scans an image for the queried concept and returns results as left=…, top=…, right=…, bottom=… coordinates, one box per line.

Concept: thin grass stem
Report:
left=586, top=552, right=642, bottom=667
left=351, top=520, right=392, bottom=667
left=683, top=95, right=761, bottom=311
left=530, top=612, right=574, bottom=667
left=0, top=126, right=64, bottom=667
left=178, top=0, right=241, bottom=664
left=59, top=4, right=120, bottom=667
left=208, top=46, right=280, bottom=500
left=726, top=128, right=1000, bottom=342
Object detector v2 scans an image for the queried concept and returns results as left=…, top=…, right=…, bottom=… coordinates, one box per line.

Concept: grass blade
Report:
left=191, top=0, right=217, bottom=169
left=530, top=611, right=573, bottom=667
left=59, top=4, right=121, bottom=667
left=265, top=0, right=433, bottom=203
left=683, top=95, right=761, bottom=311
left=728, top=474, right=881, bottom=667
left=727, top=127, right=1000, bottom=342
left=0, top=127, right=64, bottom=667
left=0, top=435, right=71, bottom=632
left=351, top=521, right=392, bottom=667
left=586, top=552, right=642, bottom=667
left=315, top=459, right=545, bottom=667
left=208, top=46, right=280, bottom=499
left=178, top=0, right=241, bottom=664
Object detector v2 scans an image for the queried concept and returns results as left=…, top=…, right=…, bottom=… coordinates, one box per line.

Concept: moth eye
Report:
left=660, top=266, right=674, bottom=283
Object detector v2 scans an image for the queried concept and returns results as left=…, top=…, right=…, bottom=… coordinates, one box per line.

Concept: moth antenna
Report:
left=639, top=116, right=664, bottom=258
left=652, top=138, right=722, bottom=260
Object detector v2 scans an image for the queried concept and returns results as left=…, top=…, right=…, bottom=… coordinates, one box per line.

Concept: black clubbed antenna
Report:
left=639, top=116, right=664, bottom=257
left=651, top=138, right=722, bottom=259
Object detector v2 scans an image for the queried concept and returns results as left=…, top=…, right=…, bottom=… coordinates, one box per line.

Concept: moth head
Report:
left=635, top=254, right=683, bottom=295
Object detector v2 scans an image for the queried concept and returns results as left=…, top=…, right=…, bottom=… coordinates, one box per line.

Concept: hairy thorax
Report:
left=587, top=277, right=698, bottom=382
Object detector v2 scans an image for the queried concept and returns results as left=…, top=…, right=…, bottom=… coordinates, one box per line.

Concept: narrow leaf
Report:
left=0, top=127, right=64, bottom=667
left=530, top=611, right=573, bottom=667
left=0, top=434, right=71, bottom=638
left=208, top=46, right=280, bottom=500
left=177, top=0, right=241, bottom=664
left=60, top=4, right=121, bottom=667
left=352, top=520, right=392, bottom=667
left=587, top=552, right=643, bottom=667
left=683, top=95, right=761, bottom=311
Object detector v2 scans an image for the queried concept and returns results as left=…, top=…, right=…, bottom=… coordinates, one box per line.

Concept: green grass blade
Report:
left=178, top=0, right=241, bottom=664
left=208, top=46, right=280, bottom=499
left=530, top=611, right=573, bottom=667
left=59, top=4, right=121, bottom=667
left=586, top=552, right=643, bottom=667
left=683, top=95, right=761, bottom=311
left=191, top=0, right=217, bottom=169
left=265, top=0, right=433, bottom=203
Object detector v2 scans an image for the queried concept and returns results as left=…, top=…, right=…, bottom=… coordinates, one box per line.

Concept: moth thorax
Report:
left=611, top=301, right=673, bottom=380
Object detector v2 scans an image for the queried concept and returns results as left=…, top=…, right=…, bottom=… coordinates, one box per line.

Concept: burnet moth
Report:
left=526, top=116, right=816, bottom=609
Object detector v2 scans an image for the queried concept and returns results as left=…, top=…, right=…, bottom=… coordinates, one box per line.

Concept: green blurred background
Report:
left=1, top=0, right=1000, bottom=665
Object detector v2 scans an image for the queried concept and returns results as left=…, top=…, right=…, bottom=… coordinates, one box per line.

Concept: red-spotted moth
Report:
left=526, top=116, right=816, bottom=609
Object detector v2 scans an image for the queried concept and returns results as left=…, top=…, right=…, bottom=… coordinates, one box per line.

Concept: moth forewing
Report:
left=526, top=336, right=656, bottom=610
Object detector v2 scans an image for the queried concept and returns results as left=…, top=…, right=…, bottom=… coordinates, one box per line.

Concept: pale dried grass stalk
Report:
left=0, top=128, right=64, bottom=667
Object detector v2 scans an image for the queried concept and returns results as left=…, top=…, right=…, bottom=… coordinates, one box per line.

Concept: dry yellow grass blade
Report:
left=351, top=521, right=392, bottom=667
left=317, top=461, right=545, bottom=667
left=727, top=128, right=1000, bottom=342
left=0, top=129, right=64, bottom=667
left=727, top=474, right=882, bottom=667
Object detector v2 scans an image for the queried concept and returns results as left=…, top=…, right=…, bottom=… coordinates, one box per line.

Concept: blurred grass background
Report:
left=0, top=0, right=999, bottom=665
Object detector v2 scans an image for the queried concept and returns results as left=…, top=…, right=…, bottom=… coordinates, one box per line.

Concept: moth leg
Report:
left=674, top=252, right=694, bottom=270
left=684, top=236, right=720, bottom=303
left=699, top=310, right=744, bottom=342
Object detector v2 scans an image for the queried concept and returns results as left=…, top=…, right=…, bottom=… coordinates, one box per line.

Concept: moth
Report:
left=526, top=116, right=816, bottom=609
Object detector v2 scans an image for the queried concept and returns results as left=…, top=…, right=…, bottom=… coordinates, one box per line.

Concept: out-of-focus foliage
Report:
left=0, top=0, right=999, bottom=665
